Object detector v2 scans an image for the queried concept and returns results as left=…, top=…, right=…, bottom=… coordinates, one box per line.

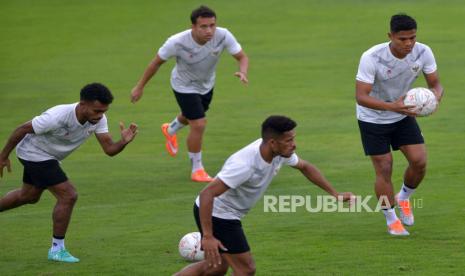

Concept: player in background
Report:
left=0, top=83, right=138, bottom=262
left=355, top=14, right=444, bottom=235
left=130, top=5, right=249, bottom=183
left=175, top=115, right=354, bottom=275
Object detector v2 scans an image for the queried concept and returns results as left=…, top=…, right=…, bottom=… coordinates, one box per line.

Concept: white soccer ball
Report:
left=178, top=232, right=205, bottom=262
left=403, top=87, right=438, bottom=117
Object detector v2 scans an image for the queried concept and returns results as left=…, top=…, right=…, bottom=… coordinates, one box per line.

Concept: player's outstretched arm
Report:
left=199, top=178, right=230, bottom=268
left=0, top=121, right=34, bottom=178
left=356, top=80, right=417, bottom=116
left=130, top=55, right=166, bottom=103
left=95, top=122, right=138, bottom=156
left=232, top=50, right=249, bottom=84
left=293, top=158, right=354, bottom=202
left=424, top=71, right=444, bottom=102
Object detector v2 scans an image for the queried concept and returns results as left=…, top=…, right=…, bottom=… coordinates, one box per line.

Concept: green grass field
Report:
left=1, top=0, right=464, bottom=275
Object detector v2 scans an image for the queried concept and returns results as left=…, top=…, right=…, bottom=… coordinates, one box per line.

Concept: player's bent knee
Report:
left=26, top=196, right=41, bottom=204
left=245, top=263, right=256, bottom=276
left=60, top=190, right=78, bottom=205
left=20, top=195, right=41, bottom=204
left=377, top=162, right=393, bottom=177
left=411, top=157, right=427, bottom=171
left=68, top=191, right=78, bottom=204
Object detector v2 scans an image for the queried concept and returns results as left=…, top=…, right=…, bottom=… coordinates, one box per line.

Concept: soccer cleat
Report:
left=387, top=219, right=410, bottom=236
left=396, top=194, right=414, bottom=226
left=161, top=123, right=178, bottom=157
left=48, top=248, right=80, bottom=263
left=191, top=169, right=213, bottom=183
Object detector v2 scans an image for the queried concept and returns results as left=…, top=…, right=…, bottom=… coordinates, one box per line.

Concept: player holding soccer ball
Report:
left=0, top=83, right=138, bottom=262
left=355, top=14, right=444, bottom=235
left=174, top=115, right=354, bottom=275
left=130, top=5, right=249, bottom=183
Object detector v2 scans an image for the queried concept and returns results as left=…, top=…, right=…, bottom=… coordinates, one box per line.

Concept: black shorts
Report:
left=19, top=158, right=68, bottom=188
left=193, top=203, right=250, bottom=254
left=173, top=89, right=213, bottom=120
left=358, top=116, right=424, bottom=156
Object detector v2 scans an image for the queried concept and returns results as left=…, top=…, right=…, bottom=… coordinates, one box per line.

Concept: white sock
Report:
left=51, top=237, right=65, bottom=252
left=189, top=152, right=203, bottom=173
left=382, top=207, right=398, bottom=226
left=398, top=183, right=416, bottom=200
left=167, top=117, right=186, bottom=136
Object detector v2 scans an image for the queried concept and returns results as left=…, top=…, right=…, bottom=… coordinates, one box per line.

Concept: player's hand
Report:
left=130, top=87, right=144, bottom=103
left=234, top=71, right=248, bottom=85
left=389, top=96, right=418, bottom=116
left=337, top=192, right=356, bottom=206
left=120, top=122, right=138, bottom=144
left=202, top=235, right=227, bottom=268
left=0, top=156, right=12, bottom=178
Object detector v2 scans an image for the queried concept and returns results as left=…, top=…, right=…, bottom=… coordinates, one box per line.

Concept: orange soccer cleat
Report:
left=191, top=169, right=213, bottom=183
left=161, top=123, right=178, bottom=157
left=387, top=219, right=410, bottom=236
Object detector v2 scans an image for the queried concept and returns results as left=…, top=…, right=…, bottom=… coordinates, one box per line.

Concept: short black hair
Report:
left=261, top=115, right=297, bottom=141
left=390, top=13, right=417, bottom=33
left=190, top=5, right=216, bottom=24
left=80, top=83, right=114, bottom=105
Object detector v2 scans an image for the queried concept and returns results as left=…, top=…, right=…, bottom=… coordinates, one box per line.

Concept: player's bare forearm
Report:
left=424, top=71, right=444, bottom=102
left=429, top=84, right=444, bottom=102
left=96, top=123, right=137, bottom=156
left=295, top=159, right=338, bottom=197
left=101, top=140, right=129, bottom=157
left=199, top=179, right=230, bottom=236
left=0, top=121, right=34, bottom=159
left=131, top=55, right=165, bottom=103
left=199, top=186, right=216, bottom=237
left=355, top=81, right=393, bottom=111
left=356, top=81, right=417, bottom=115
left=199, top=181, right=229, bottom=267
left=238, top=55, right=248, bottom=75
left=233, top=50, right=249, bottom=84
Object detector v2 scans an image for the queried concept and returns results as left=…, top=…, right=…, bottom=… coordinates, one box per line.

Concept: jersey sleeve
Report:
left=224, top=29, right=242, bottom=55
left=356, top=52, right=376, bottom=84
left=157, top=36, right=177, bottom=61
left=95, top=115, right=109, bottom=134
left=216, top=159, right=253, bottom=189
left=31, top=108, right=62, bottom=135
left=283, top=153, right=299, bottom=167
left=422, top=45, right=437, bottom=74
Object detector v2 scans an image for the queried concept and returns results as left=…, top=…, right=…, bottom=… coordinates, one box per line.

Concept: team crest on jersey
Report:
left=411, top=64, right=420, bottom=73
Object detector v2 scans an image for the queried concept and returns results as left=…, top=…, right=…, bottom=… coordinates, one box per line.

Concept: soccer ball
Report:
left=178, top=232, right=205, bottom=262
left=403, top=87, right=438, bottom=117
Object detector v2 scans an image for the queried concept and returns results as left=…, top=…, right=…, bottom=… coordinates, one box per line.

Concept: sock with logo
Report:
left=398, top=183, right=416, bottom=201
left=382, top=207, right=398, bottom=226
left=167, top=117, right=186, bottom=136
left=51, top=235, right=65, bottom=253
left=189, top=152, right=204, bottom=173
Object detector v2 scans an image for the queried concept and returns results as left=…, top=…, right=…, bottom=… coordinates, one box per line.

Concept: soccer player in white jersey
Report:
left=355, top=14, right=444, bottom=236
left=0, top=83, right=138, bottom=263
left=130, top=5, right=249, bottom=183
left=174, top=115, right=354, bottom=276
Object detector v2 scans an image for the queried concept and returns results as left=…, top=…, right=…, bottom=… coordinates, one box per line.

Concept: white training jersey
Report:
left=16, top=103, right=108, bottom=162
left=195, top=138, right=299, bottom=220
left=158, top=27, right=242, bottom=95
left=356, top=42, right=437, bottom=124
